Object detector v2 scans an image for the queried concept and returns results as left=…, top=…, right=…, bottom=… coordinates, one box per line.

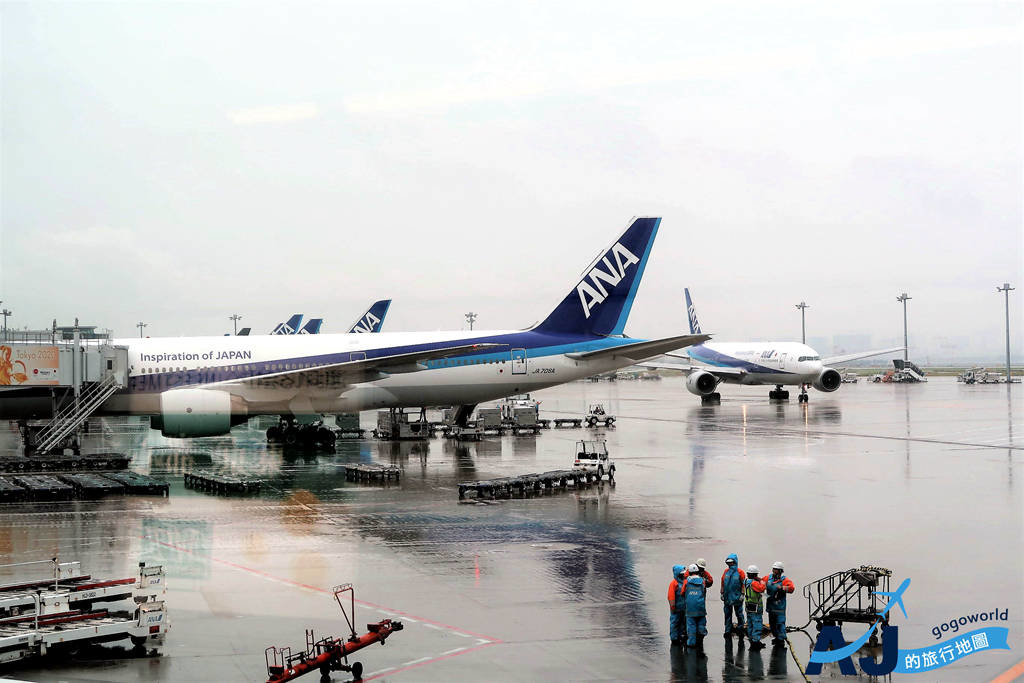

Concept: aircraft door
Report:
left=779, top=352, right=787, bottom=369
left=511, top=349, right=527, bottom=375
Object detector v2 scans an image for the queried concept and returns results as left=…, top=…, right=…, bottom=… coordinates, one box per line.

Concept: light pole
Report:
left=795, top=302, right=809, bottom=344
left=0, top=307, right=11, bottom=341
left=465, top=312, right=477, bottom=331
left=896, top=293, right=911, bottom=361
left=998, top=283, right=1014, bottom=382
left=229, top=314, right=243, bottom=335
left=136, top=321, right=148, bottom=338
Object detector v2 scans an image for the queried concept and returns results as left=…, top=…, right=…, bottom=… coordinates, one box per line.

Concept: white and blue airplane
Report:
left=643, top=288, right=903, bottom=403
left=1, top=217, right=706, bottom=438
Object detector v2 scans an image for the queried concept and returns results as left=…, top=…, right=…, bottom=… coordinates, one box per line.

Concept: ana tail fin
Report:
left=533, top=217, right=660, bottom=336
left=298, top=318, right=323, bottom=334
left=272, top=314, right=304, bottom=335
left=349, top=299, right=392, bottom=333
left=684, top=288, right=702, bottom=335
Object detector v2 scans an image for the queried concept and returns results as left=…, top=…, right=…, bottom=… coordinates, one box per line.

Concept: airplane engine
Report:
left=151, top=389, right=248, bottom=437
left=685, top=370, right=719, bottom=396
left=812, top=368, right=842, bottom=393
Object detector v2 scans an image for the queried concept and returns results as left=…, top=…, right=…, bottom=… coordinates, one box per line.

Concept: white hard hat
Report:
left=772, top=561, right=784, bottom=570
left=696, top=558, right=707, bottom=569
left=688, top=563, right=699, bottom=574
left=748, top=564, right=759, bottom=574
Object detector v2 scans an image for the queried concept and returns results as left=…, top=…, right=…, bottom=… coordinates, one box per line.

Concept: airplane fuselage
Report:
left=101, top=329, right=644, bottom=416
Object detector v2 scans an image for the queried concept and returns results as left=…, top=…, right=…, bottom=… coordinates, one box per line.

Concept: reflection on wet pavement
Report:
left=0, top=378, right=1020, bottom=681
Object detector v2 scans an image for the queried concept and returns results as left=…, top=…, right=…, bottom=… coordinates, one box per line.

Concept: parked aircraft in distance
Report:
left=347, top=300, right=391, bottom=334
left=266, top=300, right=391, bottom=336
left=643, top=288, right=903, bottom=403
left=271, top=314, right=304, bottom=335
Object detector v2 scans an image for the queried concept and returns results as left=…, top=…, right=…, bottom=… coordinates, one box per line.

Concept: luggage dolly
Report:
left=265, top=584, right=403, bottom=683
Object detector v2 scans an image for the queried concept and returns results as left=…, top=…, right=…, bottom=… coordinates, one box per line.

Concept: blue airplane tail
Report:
left=272, top=314, right=303, bottom=335
left=684, top=288, right=702, bottom=335
left=533, top=217, right=660, bottom=337
left=349, top=299, right=392, bottom=333
left=298, top=318, right=323, bottom=334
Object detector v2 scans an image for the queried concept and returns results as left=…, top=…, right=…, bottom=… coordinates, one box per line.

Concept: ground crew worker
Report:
left=681, top=558, right=714, bottom=641
left=667, top=564, right=686, bottom=645
left=744, top=564, right=766, bottom=650
left=764, top=561, right=795, bottom=646
left=720, top=553, right=746, bottom=636
left=683, top=563, right=708, bottom=654
left=684, top=558, right=715, bottom=591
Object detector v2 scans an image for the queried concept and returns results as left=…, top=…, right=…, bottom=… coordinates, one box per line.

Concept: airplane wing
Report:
left=822, top=347, right=905, bottom=366
left=636, top=359, right=746, bottom=378
left=207, top=342, right=508, bottom=392
left=565, top=334, right=710, bottom=362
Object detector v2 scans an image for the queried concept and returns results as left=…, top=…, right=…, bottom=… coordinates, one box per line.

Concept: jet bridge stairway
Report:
left=24, top=375, right=121, bottom=454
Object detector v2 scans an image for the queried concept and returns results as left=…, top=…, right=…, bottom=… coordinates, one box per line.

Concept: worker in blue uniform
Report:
left=720, top=553, right=746, bottom=636
left=764, top=560, right=795, bottom=647
left=684, top=563, right=708, bottom=655
left=667, top=564, right=686, bottom=645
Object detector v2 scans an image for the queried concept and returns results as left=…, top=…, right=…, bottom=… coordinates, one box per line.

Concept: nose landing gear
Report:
left=798, top=384, right=809, bottom=403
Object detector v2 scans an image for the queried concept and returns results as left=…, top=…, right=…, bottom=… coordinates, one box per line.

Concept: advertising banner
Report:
left=0, top=344, right=60, bottom=385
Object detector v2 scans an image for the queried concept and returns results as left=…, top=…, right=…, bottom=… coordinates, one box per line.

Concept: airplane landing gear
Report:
left=701, top=392, right=721, bottom=405
left=768, top=385, right=790, bottom=401
left=798, top=385, right=809, bottom=403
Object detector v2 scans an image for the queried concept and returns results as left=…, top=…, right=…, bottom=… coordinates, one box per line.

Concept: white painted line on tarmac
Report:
left=451, top=630, right=473, bottom=637
left=420, top=622, right=441, bottom=630
left=401, top=656, right=432, bottom=666
left=402, top=616, right=418, bottom=623
left=441, top=647, right=468, bottom=656
left=366, top=667, right=395, bottom=676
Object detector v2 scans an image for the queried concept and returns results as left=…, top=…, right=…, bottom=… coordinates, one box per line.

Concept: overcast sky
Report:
left=1, top=2, right=1021, bottom=358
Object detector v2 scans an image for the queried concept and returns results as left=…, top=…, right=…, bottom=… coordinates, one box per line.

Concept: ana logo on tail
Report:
left=351, top=312, right=381, bottom=333
left=576, top=243, right=640, bottom=319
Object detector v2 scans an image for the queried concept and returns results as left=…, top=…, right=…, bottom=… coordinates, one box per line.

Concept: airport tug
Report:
left=265, top=584, right=402, bottom=683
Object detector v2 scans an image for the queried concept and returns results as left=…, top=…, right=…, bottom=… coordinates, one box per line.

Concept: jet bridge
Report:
left=1, top=331, right=129, bottom=454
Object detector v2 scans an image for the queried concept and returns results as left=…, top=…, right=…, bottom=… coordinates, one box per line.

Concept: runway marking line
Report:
left=990, top=658, right=1024, bottom=683
left=142, top=536, right=503, bottom=678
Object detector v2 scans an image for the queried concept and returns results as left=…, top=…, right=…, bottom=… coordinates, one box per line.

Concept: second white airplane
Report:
left=644, top=289, right=903, bottom=403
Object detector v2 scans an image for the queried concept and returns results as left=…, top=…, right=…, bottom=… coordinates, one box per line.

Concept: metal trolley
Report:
left=802, top=565, right=892, bottom=645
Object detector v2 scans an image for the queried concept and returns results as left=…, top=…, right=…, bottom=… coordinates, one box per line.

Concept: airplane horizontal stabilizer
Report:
left=566, top=334, right=710, bottom=363
left=822, top=346, right=905, bottom=366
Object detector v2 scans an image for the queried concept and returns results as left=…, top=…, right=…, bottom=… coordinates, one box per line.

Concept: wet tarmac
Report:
left=0, top=377, right=1020, bottom=682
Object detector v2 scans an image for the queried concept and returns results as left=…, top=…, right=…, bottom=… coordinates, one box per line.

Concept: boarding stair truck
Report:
left=839, top=370, right=859, bottom=383
left=891, top=359, right=927, bottom=383
left=585, top=404, right=616, bottom=428
left=572, top=440, right=615, bottom=481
